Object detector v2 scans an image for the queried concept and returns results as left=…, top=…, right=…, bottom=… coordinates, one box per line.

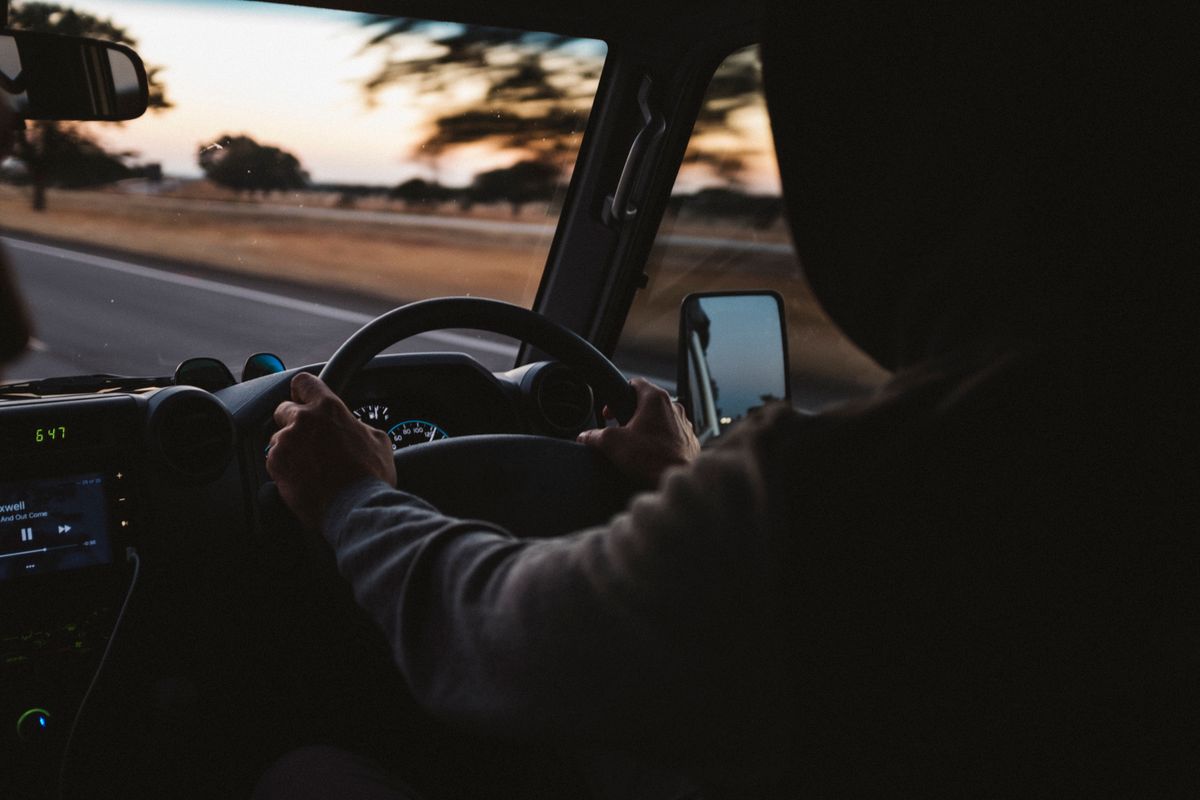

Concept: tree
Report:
left=389, top=177, right=451, bottom=209
left=670, top=188, right=783, bottom=229
left=358, top=21, right=765, bottom=185
left=679, top=48, right=764, bottom=183
left=7, top=2, right=171, bottom=210
left=466, top=160, right=560, bottom=215
left=357, top=19, right=600, bottom=175
left=197, top=134, right=308, bottom=195
left=23, top=124, right=134, bottom=187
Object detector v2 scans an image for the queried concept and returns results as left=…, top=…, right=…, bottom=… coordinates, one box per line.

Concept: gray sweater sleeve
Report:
left=321, top=441, right=778, bottom=757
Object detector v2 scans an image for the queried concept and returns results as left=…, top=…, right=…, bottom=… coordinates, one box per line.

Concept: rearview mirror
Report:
left=0, top=28, right=148, bottom=121
left=677, top=291, right=789, bottom=442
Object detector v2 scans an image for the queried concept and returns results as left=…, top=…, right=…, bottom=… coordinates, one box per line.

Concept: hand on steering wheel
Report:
left=577, top=378, right=700, bottom=488
left=267, top=373, right=396, bottom=530
left=266, top=297, right=646, bottom=537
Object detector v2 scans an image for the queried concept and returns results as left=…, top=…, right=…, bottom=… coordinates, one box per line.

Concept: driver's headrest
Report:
left=762, top=4, right=1197, bottom=370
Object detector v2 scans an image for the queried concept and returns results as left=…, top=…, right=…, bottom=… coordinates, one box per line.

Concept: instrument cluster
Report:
left=351, top=403, right=450, bottom=450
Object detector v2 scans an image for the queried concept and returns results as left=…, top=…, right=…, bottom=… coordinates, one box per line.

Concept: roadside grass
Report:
left=0, top=186, right=547, bottom=306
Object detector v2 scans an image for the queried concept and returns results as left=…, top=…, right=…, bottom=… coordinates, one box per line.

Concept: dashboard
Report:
left=0, top=351, right=598, bottom=797
left=2, top=349, right=597, bottom=583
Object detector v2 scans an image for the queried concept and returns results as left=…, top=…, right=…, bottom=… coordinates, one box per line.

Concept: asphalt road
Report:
left=2, top=234, right=533, bottom=382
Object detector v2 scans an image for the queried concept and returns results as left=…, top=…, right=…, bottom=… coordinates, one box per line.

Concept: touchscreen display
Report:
left=0, top=473, right=114, bottom=582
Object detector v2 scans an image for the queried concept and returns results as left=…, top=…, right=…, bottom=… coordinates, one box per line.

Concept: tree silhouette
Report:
left=681, top=48, right=763, bottom=183
left=197, top=134, right=308, bottom=194
left=357, top=19, right=600, bottom=180
left=7, top=2, right=171, bottom=210
left=16, top=124, right=134, bottom=186
left=358, top=21, right=765, bottom=186
left=389, top=177, right=451, bottom=209
left=465, top=159, right=559, bottom=215
left=668, top=187, right=783, bottom=229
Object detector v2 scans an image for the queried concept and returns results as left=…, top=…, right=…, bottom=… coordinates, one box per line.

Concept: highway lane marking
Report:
left=2, top=236, right=519, bottom=358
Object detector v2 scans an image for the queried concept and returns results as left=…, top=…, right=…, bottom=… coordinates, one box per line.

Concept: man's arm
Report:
left=268, top=374, right=781, bottom=760
left=324, top=449, right=774, bottom=753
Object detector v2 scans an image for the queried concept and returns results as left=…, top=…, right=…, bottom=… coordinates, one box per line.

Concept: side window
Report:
left=612, top=46, right=888, bottom=411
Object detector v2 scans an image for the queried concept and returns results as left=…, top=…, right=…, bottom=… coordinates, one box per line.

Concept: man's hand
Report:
left=266, top=372, right=396, bottom=531
left=577, top=378, right=700, bottom=488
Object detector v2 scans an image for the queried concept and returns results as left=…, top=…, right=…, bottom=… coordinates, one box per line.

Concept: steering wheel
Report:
left=316, top=297, right=641, bottom=535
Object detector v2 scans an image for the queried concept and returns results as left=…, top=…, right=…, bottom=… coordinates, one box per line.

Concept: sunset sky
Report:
left=37, top=0, right=777, bottom=192
left=74, top=0, right=484, bottom=184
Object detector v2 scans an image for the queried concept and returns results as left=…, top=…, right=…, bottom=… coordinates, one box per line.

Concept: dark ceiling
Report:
left=274, top=0, right=764, bottom=45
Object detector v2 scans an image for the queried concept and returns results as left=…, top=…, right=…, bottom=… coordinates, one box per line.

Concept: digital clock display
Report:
left=35, top=425, right=68, bottom=443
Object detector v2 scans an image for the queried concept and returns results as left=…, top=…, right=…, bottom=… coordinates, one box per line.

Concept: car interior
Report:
left=1, top=0, right=1193, bottom=797
left=0, top=1, right=837, bottom=796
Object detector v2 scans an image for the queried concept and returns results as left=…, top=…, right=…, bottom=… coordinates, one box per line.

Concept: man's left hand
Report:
left=267, top=372, right=396, bottom=531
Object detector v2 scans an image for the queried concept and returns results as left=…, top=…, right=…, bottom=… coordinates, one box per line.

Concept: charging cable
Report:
left=57, top=546, right=141, bottom=800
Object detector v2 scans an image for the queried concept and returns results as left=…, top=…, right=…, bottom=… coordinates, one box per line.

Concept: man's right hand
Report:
left=577, top=378, right=700, bottom=488
left=266, top=372, right=397, bottom=532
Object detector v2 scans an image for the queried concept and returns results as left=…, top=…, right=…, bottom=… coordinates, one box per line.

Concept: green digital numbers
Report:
left=35, top=425, right=67, bottom=443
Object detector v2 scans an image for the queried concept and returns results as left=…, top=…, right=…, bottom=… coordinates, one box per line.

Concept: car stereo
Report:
left=0, top=472, right=120, bottom=582
left=0, top=395, right=140, bottom=585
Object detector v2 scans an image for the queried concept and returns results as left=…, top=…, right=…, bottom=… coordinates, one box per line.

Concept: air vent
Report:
left=535, top=367, right=594, bottom=433
left=147, top=387, right=235, bottom=483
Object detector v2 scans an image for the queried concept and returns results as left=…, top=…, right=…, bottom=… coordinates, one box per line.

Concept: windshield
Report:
left=0, top=0, right=606, bottom=380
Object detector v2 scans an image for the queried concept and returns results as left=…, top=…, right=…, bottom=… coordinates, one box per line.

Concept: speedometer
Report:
left=387, top=419, right=450, bottom=449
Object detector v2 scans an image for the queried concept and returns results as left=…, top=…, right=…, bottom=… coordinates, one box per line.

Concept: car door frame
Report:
left=523, top=22, right=761, bottom=361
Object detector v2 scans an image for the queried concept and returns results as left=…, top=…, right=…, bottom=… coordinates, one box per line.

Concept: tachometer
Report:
left=353, top=403, right=390, bottom=429
left=387, top=419, right=450, bottom=449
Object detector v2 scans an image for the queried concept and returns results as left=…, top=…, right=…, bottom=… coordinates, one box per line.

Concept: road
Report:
left=2, top=234, right=532, bottom=382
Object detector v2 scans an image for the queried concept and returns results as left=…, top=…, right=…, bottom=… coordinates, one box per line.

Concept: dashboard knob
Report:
left=16, top=707, right=51, bottom=743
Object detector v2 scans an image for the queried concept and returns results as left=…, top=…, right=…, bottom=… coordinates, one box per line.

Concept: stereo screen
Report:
left=0, top=473, right=114, bottom=582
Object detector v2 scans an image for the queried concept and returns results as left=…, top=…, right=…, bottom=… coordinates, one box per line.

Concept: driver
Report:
left=263, top=5, right=1195, bottom=797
